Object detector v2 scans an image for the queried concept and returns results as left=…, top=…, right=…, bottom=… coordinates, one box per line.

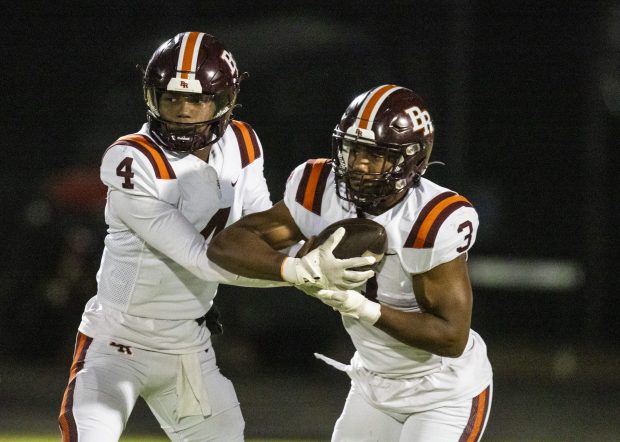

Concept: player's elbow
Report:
left=433, top=328, right=469, bottom=357
left=442, top=332, right=469, bottom=357
left=207, top=232, right=227, bottom=263
left=441, top=343, right=466, bottom=358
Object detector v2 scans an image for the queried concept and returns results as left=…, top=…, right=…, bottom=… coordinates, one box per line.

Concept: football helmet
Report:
left=143, top=32, right=244, bottom=152
left=332, top=84, right=434, bottom=212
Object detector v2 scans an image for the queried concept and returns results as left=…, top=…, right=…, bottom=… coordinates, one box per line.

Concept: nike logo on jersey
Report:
left=231, top=180, right=238, bottom=187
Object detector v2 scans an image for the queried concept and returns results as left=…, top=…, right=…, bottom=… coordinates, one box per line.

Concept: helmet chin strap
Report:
left=147, top=112, right=224, bottom=152
left=355, top=187, right=409, bottom=216
left=190, top=143, right=213, bottom=162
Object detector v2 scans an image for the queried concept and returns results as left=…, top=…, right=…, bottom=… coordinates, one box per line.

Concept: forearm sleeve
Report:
left=109, top=190, right=288, bottom=288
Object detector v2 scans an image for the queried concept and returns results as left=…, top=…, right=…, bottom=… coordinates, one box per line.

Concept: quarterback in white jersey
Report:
left=58, top=32, right=374, bottom=442
left=209, top=85, right=493, bottom=441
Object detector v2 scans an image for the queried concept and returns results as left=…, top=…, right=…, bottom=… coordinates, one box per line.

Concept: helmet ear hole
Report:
left=405, top=143, right=421, bottom=156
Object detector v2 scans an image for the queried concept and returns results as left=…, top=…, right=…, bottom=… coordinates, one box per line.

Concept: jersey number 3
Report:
left=116, top=157, right=134, bottom=189
left=457, top=220, right=473, bottom=253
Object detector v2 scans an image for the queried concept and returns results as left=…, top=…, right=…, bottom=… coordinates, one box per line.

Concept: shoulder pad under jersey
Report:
left=284, top=158, right=332, bottom=216
left=400, top=191, right=479, bottom=273
left=230, top=120, right=262, bottom=168
left=101, top=133, right=178, bottom=201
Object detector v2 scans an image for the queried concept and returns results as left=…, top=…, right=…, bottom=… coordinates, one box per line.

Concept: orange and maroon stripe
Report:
left=58, top=332, right=93, bottom=442
left=295, top=159, right=332, bottom=215
left=459, top=385, right=491, bottom=442
left=178, top=32, right=202, bottom=78
left=357, top=84, right=399, bottom=130
left=405, top=191, right=473, bottom=248
left=108, top=134, right=176, bottom=179
left=231, top=120, right=261, bottom=167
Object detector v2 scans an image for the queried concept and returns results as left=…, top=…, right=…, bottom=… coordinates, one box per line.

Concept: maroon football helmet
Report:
left=332, top=84, right=435, bottom=212
left=143, top=32, right=244, bottom=152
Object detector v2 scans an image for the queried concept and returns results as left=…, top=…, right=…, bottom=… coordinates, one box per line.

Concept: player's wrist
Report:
left=280, top=257, right=301, bottom=283
left=359, top=299, right=381, bottom=324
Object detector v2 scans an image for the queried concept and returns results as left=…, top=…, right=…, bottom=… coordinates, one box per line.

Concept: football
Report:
left=296, top=218, right=388, bottom=270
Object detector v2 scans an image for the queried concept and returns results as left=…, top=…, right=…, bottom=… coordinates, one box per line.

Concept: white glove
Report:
left=316, top=289, right=382, bottom=324
left=280, top=227, right=376, bottom=290
left=294, top=283, right=321, bottom=298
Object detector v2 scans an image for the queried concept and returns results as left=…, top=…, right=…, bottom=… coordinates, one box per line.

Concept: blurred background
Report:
left=1, top=1, right=619, bottom=440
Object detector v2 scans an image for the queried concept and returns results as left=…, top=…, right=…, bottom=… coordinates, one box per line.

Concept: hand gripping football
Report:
left=296, top=218, right=388, bottom=271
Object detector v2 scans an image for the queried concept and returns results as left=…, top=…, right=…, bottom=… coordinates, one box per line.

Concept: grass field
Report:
left=0, top=438, right=169, bottom=442
left=0, top=437, right=575, bottom=442
left=0, top=437, right=320, bottom=442
left=3, top=350, right=619, bottom=442
left=0, top=438, right=166, bottom=442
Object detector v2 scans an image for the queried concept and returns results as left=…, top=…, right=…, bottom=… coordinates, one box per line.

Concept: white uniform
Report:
left=284, top=158, right=493, bottom=441
left=60, top=121, right=273, bottom=441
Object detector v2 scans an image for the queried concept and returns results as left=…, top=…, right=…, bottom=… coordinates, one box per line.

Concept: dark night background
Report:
left=0, top=1, right=618, bottom=440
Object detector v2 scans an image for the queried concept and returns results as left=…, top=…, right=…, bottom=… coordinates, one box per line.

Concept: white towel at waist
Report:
left=176, top=352, right=211, bottom=420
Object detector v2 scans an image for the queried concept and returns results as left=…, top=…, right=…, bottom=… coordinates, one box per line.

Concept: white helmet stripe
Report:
left=176, top=32, right=205, bottom=80
left=356, top=84, right=402, bottom=130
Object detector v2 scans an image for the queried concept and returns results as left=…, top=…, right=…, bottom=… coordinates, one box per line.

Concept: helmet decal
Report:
left=405, top=106, right=434, bottom=136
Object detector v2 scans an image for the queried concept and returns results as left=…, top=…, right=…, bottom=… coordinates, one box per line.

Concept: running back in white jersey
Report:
left=283, top=159, right=492, bottom=410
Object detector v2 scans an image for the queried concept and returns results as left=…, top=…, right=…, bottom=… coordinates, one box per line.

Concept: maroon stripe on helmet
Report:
left=59, top=332, right=93, bottom=442
left=108, top=134, right=176, bottom=179
left=311, top=160, right=332, bottom=214
left=459, top=385, right=491, bottom=442
left=422, top=199, right=473, bottom=248
left=404, top=191, right=456, bottom=247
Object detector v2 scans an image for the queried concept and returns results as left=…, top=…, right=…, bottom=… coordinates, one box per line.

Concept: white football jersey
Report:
left=284, top=159, right=492, bottom=407
left=79, top=121, right=271, bottom=352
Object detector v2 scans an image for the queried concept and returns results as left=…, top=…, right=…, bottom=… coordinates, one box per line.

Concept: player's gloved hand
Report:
left=280, top=227, right=376, bottom=290
left=294, top=283, right=321, bottom=298
left=315, top=289, right=381, bottom=324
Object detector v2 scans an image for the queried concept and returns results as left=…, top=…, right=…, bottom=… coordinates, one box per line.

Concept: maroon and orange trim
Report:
left=58, top=332, right=93, bottom=442
left=459, top=385, right=491, bottom=442
left=107, top=134, right=176, bottom=179
left=178, top=32, right=202, bottom=79
left=356, top=84, right=400, bottom=130
left=404, top=191, right=473, bottom=248
left=231, top=120, right=261, bottom=167
left=295, top=159, right=332, bottom=215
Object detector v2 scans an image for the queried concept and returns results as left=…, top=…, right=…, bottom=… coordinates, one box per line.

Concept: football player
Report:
left=208, top=85, right=493, bottom=441
left=58, top=32, right=374, bottom=442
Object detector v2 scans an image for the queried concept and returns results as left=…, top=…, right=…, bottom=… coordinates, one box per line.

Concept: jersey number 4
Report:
left=116, top=157, right=135, bottom=189
left=201, top=207, right=231, bottom=241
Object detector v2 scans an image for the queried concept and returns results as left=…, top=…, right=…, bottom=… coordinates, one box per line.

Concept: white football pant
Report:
left=59, top=333, right=244, bottom=441
left=331, top=382, right=492, bottom=442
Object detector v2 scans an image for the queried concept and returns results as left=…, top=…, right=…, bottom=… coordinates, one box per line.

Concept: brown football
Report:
left=296, top=218, right=388, bottom=270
